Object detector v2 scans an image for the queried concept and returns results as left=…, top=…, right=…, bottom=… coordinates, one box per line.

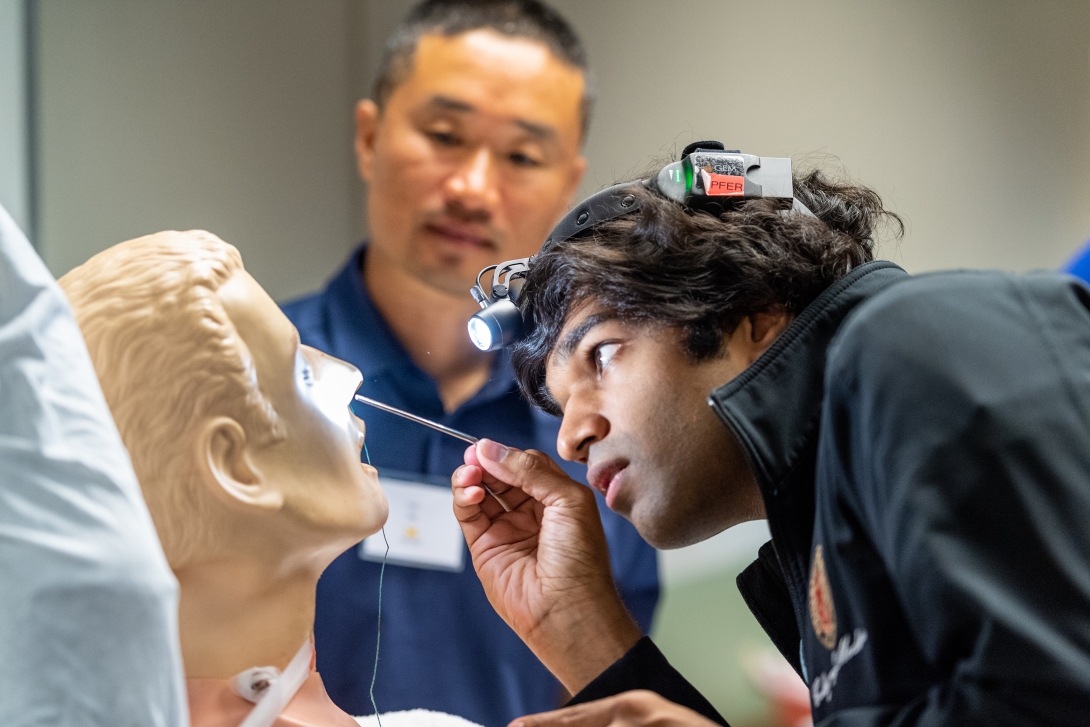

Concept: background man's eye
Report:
left=509, top=152, right=541, bottom=167
left=429, top=130, right=460, bottom=146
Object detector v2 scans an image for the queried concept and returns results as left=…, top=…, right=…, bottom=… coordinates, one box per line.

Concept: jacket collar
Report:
left=708, top=261, right=908, bottom=498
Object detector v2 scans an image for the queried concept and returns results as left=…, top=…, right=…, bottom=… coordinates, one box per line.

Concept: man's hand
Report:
left=510, top=691, right=721, bottom=727
left=452, top=440, right=642, bottom=694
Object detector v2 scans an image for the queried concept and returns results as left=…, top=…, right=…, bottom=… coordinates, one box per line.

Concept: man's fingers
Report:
left=474, top=440, right=589, bottom=507
left=511, top=692, right=716, bottom=727
left=512, top=698, right=619, bottom=727
left=451, top=464, right=506, bottom=542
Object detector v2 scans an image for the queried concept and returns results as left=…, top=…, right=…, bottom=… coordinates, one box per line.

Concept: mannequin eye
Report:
left=297, top=353, right=315, bottom=387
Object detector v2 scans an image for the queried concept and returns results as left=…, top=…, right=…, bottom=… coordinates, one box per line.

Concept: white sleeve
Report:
left=0, top=205, right=188, bottom=727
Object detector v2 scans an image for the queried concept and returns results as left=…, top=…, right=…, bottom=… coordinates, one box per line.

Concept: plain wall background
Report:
left=0, top=0, right=30, bottom=234
left=33, top=0, right=367, bottom=298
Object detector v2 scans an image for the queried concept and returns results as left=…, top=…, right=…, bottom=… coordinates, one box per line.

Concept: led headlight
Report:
left=468, top=298, right=521, bottom=352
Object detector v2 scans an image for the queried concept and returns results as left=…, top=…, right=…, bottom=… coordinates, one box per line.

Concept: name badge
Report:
left=359, top=476, right=465, bottom=572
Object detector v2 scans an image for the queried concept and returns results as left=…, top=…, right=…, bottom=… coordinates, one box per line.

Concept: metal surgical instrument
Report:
left=353, top=395, right=513, bottom=512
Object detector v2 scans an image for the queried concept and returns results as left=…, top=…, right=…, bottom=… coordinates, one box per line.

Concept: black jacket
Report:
left=569, top=262, right=1090, bottom=725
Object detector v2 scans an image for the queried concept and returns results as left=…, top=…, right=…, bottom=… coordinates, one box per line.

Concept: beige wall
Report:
left=36, top=0, right=367, bottom=300
left=0, top=0, right=31, bottom=235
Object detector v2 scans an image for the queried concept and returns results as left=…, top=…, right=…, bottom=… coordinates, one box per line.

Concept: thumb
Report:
left=511, top=699, right=619, bottom=727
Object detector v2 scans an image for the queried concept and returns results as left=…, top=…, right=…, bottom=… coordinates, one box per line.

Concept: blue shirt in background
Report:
left=1063, top=239, right=1090, bottom=283
left=281, top=246, right=659, bottom=727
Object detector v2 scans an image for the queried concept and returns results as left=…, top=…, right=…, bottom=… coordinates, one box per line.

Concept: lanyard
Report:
left=232, top=639, right=314, bottom=727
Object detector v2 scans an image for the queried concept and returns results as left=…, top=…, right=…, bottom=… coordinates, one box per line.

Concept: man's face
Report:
left=544, top=310, right=765, bottom=549
left=357, top=29, right=587, bottom=295
left=217, top=272, right=388, bottom=553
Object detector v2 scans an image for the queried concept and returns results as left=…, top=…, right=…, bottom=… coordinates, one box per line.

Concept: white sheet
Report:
left=0, top=205, right=188, bottom=726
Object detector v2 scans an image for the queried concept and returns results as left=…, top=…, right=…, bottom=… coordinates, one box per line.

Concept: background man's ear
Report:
left=197, top=416, right=283, bottom=511
left=355, top=99, right=380, bottom=183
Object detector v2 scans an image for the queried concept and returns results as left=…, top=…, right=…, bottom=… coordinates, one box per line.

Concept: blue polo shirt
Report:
left=280, top=247, right=659, bottom=727
left=1063, top=239, right=1090, bottom=283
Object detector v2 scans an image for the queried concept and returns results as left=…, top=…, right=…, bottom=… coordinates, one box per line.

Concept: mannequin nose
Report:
left=556, top=398, right=609, bottom=464
left=445, top=147, right=500, bottom=212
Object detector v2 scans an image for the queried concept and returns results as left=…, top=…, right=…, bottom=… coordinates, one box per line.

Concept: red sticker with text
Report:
left=701, top=169, right=745, bottom=196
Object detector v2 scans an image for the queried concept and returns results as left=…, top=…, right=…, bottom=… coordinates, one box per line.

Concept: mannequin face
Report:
left=215, top=271, right=387, bottom=554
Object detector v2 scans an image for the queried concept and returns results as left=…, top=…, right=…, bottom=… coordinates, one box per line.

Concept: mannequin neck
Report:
left=175, top=553, right=322, bottom=679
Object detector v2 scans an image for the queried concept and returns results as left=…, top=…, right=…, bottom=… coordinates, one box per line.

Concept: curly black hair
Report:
left=511, top=168, right=904, bottom=415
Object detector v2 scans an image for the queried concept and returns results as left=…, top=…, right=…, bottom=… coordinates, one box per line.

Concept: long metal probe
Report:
left=353, top=395, right=512, bottom=512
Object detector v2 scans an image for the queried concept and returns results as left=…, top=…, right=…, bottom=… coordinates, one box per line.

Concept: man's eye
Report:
left=429, top=130, right=460, bottom=147
left=509, top=151, right=541, bottom=168
left=594, top=342, right=620, bottom=374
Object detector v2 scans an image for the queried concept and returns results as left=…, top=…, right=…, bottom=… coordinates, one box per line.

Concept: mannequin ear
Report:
left=197, top=416, right=283, bottom=512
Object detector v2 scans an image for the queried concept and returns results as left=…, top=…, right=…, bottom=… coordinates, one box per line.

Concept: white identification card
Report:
left=359, top=477, right=465, bottom=572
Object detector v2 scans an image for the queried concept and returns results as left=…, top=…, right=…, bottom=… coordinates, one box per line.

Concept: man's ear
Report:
left=728, top=308, right=793, bottom=369
left=355, top=99, right=381, bottom=183
left=748, top=308, right=792, bottom=348
left=563, top=155, right=587, bottom=206
left=196, top=417, right=283, bottom=512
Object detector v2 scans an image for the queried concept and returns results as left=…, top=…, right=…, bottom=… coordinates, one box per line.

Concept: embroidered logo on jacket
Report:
left=811, top=628, right=869, bottom=707
left=808, top=544, right=837, bottom=649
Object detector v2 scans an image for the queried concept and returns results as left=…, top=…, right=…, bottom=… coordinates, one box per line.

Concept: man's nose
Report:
left=444, top=146, right=500, bottom=213
left=556, top=396, right=609, bottom=464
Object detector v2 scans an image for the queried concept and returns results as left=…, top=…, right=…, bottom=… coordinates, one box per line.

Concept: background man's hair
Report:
left=373, top=0, right=594, bottom=139
left=512, top=168, right=905, bottom=415
left=60, top=231, right=285, bottom=568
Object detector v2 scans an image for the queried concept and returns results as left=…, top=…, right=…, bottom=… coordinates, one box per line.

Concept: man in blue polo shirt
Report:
left=281, top=2, right=658, bottom=725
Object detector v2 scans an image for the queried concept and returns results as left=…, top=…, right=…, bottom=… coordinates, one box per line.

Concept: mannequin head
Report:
left=60, top=231, right=387, bottom=572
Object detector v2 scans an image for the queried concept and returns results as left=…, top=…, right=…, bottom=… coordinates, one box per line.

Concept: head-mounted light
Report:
left=467, top=141, right=814, bottom=352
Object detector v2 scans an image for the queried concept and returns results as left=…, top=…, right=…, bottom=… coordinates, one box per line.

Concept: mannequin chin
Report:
left=61, top=231, right=390, bottom=724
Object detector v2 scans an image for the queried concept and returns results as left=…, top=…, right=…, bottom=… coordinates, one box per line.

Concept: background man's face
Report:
left=357, top=29, right=587, bottom=296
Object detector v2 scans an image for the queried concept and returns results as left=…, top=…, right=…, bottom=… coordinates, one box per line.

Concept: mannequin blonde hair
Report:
left=60, top=230, right=284, bottom=568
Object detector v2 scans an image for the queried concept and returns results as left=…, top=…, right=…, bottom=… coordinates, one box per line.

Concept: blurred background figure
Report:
left=2, top=1, right=1088, bottom=725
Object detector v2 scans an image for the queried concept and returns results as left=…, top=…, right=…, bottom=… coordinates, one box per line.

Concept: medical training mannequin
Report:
left=60, top=230, right=388, bottom=727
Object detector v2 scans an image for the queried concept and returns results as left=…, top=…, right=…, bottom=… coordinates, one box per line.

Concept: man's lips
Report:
left=587, top=459, right=629, bottom=508
left=424, top=220, right=495, bottom=250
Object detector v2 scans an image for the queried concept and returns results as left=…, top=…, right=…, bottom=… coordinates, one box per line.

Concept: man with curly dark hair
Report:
left=452, top=150, right=1090, bottom=726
